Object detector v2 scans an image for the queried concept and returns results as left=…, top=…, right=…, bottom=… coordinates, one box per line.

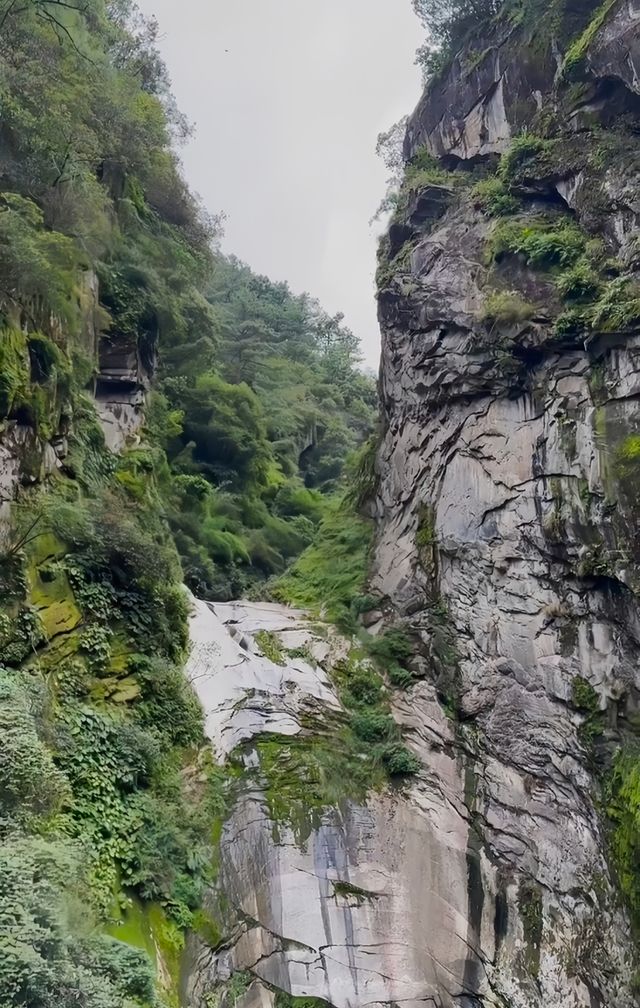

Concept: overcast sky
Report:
left=136, top=1, right=424, bottom=368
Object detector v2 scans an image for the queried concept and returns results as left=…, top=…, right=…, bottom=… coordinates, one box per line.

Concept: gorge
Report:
left=3, top=2, right=640, bottom=1008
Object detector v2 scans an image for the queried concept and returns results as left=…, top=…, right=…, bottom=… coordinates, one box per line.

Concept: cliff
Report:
left=5, top=3, right=640, bottom=1008
left=373, top=0, right=640, bottom=1003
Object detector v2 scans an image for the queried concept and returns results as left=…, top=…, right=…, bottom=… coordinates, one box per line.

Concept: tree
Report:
left=412, top=0, right=502, bottom=79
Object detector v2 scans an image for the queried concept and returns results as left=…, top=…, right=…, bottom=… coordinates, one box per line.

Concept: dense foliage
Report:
left=157, top=256, right=376, bottom=600
left=0, top=0, right=374, bottom=1004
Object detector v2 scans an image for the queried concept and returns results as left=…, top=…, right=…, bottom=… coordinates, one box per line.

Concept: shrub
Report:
left=607, top=748, right=640, bottom=927
left=472, top=177, right=519, bottom=217
left=388, top=664, right=414, bottom=689
left=352, top=711, right=395, bottom=742
left=345, top=668, right=385, bottom=707
left=380, top=743, right=421, bottom=776
left=480, top=290, right=535, bottom=325
left=131, top=654, right=204, bottom=749
left=556, top=261, right=601, bottom=300
left=497, top=134, right=550, bottom=183
left=367, top=628, right=413, bottom=668
left=0, top=836, right=156, bottom=1008
left=351, top=594, right=381, bottom=616
left=590, top=277, right=640, bottom=332
left=554, top=308, right=588, bottom=337
left=489, top=217, right=586, bottom=270
left=0, top=668, right=70, bottom=823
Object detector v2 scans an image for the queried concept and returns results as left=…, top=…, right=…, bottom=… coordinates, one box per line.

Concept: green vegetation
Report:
left=255, top=630, right=286, bottom=665
left=563, top=0, right=619, bottom=75
left=497, top=133, right=552, bottom=185
left=273, top=992, right=330, bottom=1008
left=272, top=498, right=373, bottom=632
left=412, top=0, right=502, bottom=81
left=571, top=675, right=604, bottom=749
left=518, top=882, right=543, bottom=977
left=590, top=278, right=640, bottom=332
left=489, top=216, right=586, bottom=270
left=0, top=0, right=375, bottom=1002
left=480, top=290, right=535, bottom=325
left=255, top=642, right=420, bottom=843
left=472, top=177, right=520, bottom=217
left=607, top=749, right=640, bottom=929
left=556, top=261, right=601, bottom=301
left=159, top=259, right=376, bottom=601
left=404, top=147, right=462, bottom=194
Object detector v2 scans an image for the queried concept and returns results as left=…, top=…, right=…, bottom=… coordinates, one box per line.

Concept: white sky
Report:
left=136, top=1, right=424, bottom=368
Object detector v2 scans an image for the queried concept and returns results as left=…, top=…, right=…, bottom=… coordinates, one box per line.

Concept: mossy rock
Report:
left=106, top=898, right=184, bottom=1007
left=91, top=674, right=141, bottom=704
left=27, top=536, right=82, bottom=640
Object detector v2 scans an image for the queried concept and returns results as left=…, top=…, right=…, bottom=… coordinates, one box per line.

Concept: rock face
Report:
left=374, top=2, right=640, bottom=1006
left=183, top=600, right=504, bottom=1008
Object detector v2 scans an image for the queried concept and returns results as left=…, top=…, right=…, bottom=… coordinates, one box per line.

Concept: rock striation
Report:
left=373, top=1, right=640, bottom=1005
left=184, top=600, right=499, bottom=1008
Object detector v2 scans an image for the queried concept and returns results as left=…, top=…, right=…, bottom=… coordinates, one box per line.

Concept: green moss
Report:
left=0, top=327, right=30, bottom=418
left=607, top=748, right=640, bottom=930
left=518, top=882, right=543, bottom=977
left=255, top=630, right=286, bottom=665
left=618, top=435, right=640, bottom=463
left=106, top=897, right=183, bottom=1007
left=191, top=908, right=224, bottom=949
left=564, top=0, right=618, bottom=75
left=255, top=732, right=386, bottom=847
left=480, top=290, right=535, bottom=325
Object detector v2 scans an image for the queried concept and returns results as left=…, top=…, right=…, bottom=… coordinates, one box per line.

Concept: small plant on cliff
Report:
left=489, top=216, right=586, bottom=270
left=472, top=177, right=519, bottom=217
left=571, top=675, right=604, bottom=750
left=497, top=133, right=551, bottom=185
left=380, top=742, right=421, bottom=776
left=403, top=146, right=462, bottom=194
left=590, top=277, right=640, bottom=332
left=556, top=260, right=601, bottom=301
left=480, top=290, right=535, bottom=326
left=255, top=630, right=286, bottom=666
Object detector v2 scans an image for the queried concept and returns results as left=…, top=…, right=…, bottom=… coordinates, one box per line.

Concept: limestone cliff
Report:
left=373, top=0, right=640, bottom=1004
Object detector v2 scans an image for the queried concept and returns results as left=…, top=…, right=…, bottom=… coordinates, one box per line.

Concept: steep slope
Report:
left=374, top=1, right=640, bottom=1004
left=0, top=3, right=373, bottom=1006
left=180, top=598, right=476, bottom=1008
